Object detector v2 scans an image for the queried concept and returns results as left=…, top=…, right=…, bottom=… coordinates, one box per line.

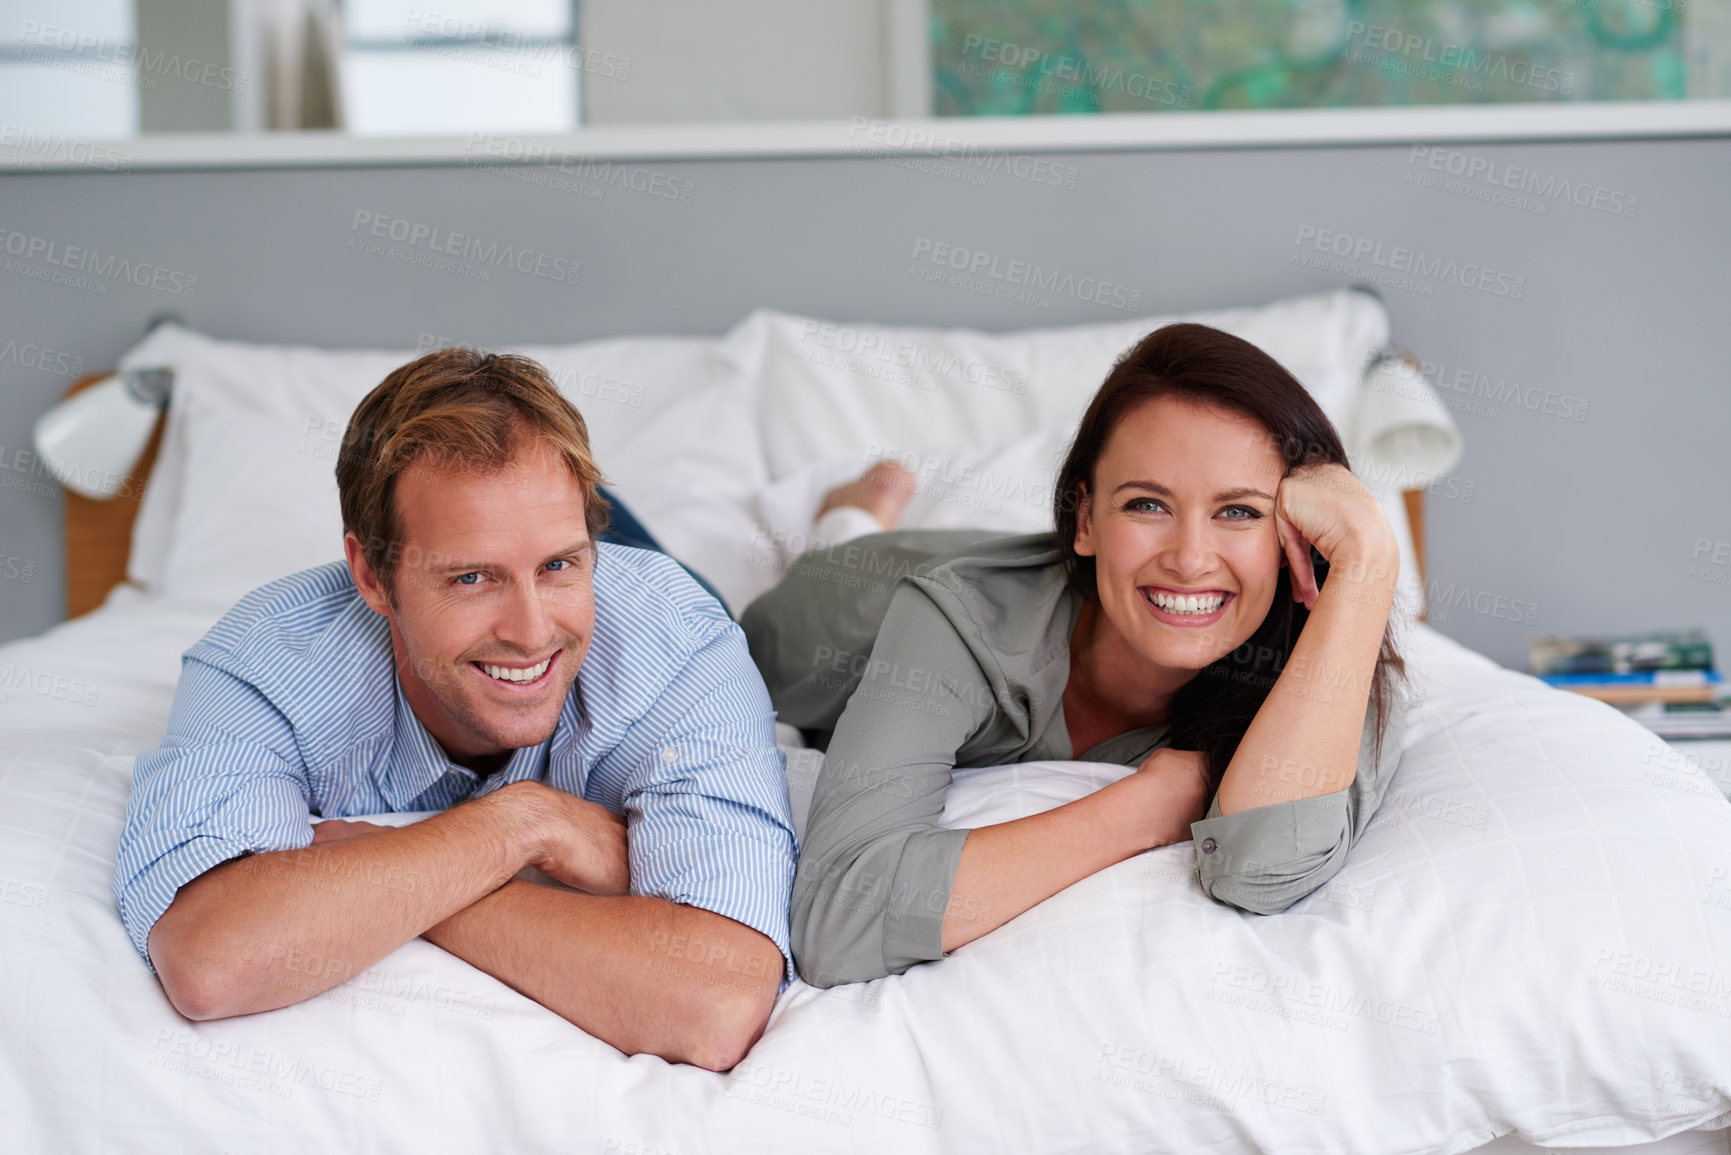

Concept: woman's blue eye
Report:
left=1126, top=498, right=1165, bottom=513
left=1222, top=506, right=1261, bottom=520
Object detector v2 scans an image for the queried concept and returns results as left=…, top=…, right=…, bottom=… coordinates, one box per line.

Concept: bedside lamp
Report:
left=1352, top=352, right=1463, bottom=483
left=31, top=367, right=174, bottom=499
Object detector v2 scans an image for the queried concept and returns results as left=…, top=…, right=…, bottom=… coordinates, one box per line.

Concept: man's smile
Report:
left=471, top=650, right=561, bottom=689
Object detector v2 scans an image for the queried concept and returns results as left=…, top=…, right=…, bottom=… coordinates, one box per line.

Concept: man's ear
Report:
left=343, top=532, right=393, bottom=617
left=1072, top=482, right=1096, bottom=558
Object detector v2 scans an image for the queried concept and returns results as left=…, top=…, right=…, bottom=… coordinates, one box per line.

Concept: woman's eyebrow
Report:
left=1113, top=480, right=1274, bottom=502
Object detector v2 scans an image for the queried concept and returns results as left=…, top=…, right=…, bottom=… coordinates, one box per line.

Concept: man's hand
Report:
left=1134, top=748, right=1213, bottom=842
left=501, top=780, right=631, bottom=897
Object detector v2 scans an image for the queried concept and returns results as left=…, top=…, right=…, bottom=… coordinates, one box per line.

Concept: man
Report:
left=113, top=348, right=796, bottom=1072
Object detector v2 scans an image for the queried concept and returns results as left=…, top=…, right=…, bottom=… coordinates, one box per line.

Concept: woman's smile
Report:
left=1139, top=585, right=1234, bottom=626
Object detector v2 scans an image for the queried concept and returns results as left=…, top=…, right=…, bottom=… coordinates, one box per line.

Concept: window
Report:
left=342, top=0, right=580, bottom=135
left=0, top=0, right=138, bottom=138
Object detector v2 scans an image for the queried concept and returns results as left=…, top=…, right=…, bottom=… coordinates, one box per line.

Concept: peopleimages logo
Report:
left=0, top=226, right=199, bottom=297
left=1407, top=146, right=1639, bottom=219
left=1292, top=225, right=1525, bottom=300
left=1346, top=20, right=1573, bottom=94
left=0, top=124, right=132, bottom=172
left=348, top=210, right=582, bottom=285
left=20, top=20, right=249, bottom=93
left=909, top=237, right=1143, bottom=312
left=847, top=119, right=1079, bottom=189
left=959, top=35, right=1191, bottom=107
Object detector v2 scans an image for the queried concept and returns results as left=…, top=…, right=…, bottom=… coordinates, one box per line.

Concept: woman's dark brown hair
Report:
left=1052, top=322, right=1406, bottom=789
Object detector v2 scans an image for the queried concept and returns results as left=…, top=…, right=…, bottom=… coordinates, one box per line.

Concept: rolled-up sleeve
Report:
left=617, top=623, right=799, bottom=976
left=113, top=657, right=315, bottom=973
left=1189, top=690, right=1408, bottom=915
left=790, top=587, right=996, bottom=988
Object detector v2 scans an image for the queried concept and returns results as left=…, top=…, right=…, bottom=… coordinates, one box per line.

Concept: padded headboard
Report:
left=9, top=112, right=1728, bottom=667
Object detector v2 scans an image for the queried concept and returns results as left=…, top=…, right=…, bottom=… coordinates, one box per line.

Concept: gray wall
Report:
left=1, top=134, right=1727, bottom=671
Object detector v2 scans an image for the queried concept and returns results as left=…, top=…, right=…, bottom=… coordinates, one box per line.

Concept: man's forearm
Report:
left=148, top=789, right=537, bottom=1020
left=423, top=883, right=782, bottom=1072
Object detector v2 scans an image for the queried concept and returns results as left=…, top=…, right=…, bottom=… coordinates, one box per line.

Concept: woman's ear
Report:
left=1072, top=482, right=1096, bottom=557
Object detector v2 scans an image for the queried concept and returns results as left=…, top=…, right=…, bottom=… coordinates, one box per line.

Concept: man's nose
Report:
left=494, top=577, right=556, bottom=652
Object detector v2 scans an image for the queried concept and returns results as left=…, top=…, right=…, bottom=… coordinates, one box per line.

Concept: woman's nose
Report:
left=1162, top=519, right=1215, bottom=581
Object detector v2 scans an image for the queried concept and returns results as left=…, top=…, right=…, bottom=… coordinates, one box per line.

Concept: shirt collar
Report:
left=378, top=669, right=580, bottom=811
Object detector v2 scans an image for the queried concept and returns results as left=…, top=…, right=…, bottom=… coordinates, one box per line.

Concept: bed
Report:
left=2, top=289, right=1728, bottom=1154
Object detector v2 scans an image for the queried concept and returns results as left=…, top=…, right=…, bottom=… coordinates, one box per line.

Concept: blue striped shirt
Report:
left=114, top=546, right=797, bottom=977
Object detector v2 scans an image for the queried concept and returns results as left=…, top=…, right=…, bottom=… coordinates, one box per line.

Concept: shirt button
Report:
left=1201, top=838, right=1218, bottom=854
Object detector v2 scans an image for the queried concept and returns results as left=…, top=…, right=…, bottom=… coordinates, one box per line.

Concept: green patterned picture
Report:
left=933, top=0, right=1723, bottom=115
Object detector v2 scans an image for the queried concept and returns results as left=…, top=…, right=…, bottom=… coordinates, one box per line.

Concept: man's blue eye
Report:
left=456, top=572, right=481, bottom=585
left=546, top=559, right=567, bottom=571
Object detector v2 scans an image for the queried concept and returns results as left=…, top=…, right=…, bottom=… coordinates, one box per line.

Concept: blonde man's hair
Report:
left=336, top=347, right=609, bottom=598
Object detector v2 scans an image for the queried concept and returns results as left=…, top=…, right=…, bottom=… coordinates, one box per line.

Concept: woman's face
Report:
left=1073, top=394, right=1286, bottom=674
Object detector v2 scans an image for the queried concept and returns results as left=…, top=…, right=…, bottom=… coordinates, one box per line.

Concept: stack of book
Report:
left=1531, top=629, right=1731, bottom=739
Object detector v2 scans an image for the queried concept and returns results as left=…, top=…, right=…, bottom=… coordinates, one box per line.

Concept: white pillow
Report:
left=748, top=428, right=1065, bottom=571
left=159, top=401, right=344, bottom=606
left=598, top=369, right=771, bottom=613
left=724, top=288, right=1390, bottom=481
left=114, top=325, right=740, bottom=602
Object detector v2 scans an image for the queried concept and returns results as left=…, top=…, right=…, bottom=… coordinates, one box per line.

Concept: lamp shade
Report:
left=1350, top=355, right=1464, bottom=489
left=32, top=368, right=172, bottom=500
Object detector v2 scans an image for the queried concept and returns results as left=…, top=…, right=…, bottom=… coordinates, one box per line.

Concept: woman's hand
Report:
left=1134, top=748, right=1213, bottom=844
left=1273, top=463, right=1399, bottom=610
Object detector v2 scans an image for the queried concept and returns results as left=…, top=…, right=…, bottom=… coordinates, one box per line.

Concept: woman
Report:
left=743, top=323, right=1407, bottom=989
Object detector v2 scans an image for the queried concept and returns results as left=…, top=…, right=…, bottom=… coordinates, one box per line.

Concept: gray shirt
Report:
left=743, top=531, right=1405, bottom=988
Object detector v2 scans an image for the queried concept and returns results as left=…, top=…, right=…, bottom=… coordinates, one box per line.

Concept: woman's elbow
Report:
left=791, top=913, right=890, bottom=989
left=1199, top=851, right=1346, bottom=915
left=791, top=925, right=851, bottom=989
left=1202, top=878, right=1306, bottom=917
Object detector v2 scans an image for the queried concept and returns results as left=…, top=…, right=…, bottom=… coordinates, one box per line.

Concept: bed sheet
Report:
left=1, top=591, right=1729, bottom=1154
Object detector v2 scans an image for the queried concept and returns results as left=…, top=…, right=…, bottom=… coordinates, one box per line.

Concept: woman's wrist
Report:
left=1112, top=766, right=1194, bottom=852
left=1323, top=532, right=1401, bottom=589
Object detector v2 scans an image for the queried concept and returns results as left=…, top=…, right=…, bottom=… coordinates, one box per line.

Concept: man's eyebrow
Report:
left=430, top=541, right=592, bottom=573
left=1112, top=480, right=1275, bottom=503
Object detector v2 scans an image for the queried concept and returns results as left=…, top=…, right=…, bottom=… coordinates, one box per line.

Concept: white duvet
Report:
left=2, top=589, right=1730, bottom=1154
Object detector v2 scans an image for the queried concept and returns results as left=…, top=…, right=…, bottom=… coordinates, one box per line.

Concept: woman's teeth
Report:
left=1145, top=590, right=1227, bottom=615
left=480, top=656, right=552, bottom=683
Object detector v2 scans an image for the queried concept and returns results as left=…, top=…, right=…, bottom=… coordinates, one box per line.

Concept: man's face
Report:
left=346, top=437, right=595, bottom=769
